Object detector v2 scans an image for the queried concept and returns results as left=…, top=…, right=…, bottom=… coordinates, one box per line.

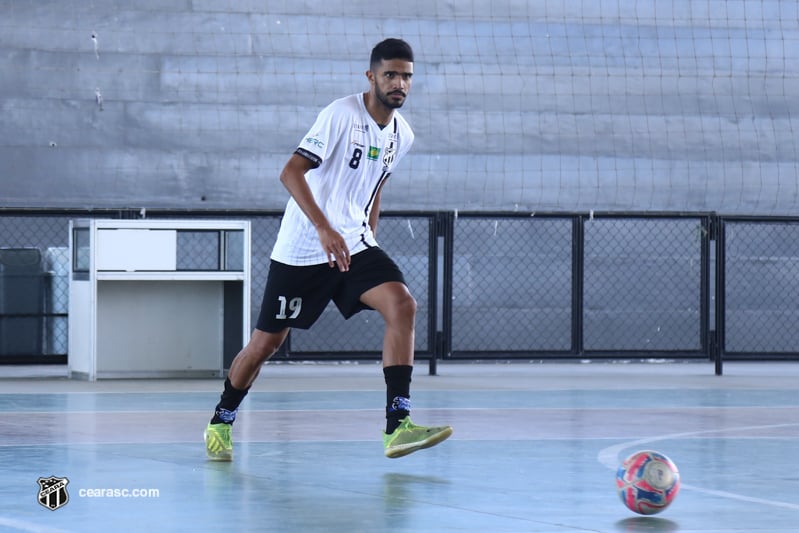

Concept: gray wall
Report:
left=1, top=1, right=797, bottom=214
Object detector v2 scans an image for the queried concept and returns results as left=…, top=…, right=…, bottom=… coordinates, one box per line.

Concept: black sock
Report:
left=384, top=365, right=413, bottom=433
left=210, top=378, right=250, bottom=425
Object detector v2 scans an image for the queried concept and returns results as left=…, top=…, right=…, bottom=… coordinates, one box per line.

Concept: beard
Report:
left=375, top=86, right=406, bottom=109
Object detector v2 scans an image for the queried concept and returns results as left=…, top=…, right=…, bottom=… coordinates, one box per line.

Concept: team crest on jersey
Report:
left=367, top=146, right=380, bottom=160
left=382, top=137, right=397, bottom=168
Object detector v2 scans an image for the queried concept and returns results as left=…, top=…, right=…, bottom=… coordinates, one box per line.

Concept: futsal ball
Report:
left=616, top=450, right=680, bottom=515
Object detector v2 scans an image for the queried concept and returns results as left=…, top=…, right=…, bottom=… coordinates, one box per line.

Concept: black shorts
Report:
left=255, top=247, right=406, bottom=333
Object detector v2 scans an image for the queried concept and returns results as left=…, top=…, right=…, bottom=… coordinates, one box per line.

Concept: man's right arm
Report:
left=279, top=153, right=351, bottom=271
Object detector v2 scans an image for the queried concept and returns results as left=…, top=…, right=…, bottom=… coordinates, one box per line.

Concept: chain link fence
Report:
left=722, top=219, right=799, bottom=356
left=449, top=214, right=709, bottom=358
left=582, top=217, right=706, bottom=354
left=1, top=209, right=798, bottom=365
left=451, top=215, right=573, bottom=354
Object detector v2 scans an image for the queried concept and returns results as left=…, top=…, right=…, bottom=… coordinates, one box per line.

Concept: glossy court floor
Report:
left=1, top=361, right=799, bottom=533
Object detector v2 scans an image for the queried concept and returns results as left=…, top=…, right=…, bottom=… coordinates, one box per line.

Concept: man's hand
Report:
left=316, top=224, right=350, bottom=271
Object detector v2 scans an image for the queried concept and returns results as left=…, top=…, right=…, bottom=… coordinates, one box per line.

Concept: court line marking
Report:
left=597, top=422, right=799, bottom=511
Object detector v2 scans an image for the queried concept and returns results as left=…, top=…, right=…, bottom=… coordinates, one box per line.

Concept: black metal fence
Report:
left=717, top=217, right=799, bottom=360
left=448, top=213, right=711, bottom=360
left=1, top=208, right=798, bottom=372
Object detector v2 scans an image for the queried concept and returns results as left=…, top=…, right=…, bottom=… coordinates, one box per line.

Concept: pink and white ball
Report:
left=616, top=450, right=681, bottom=515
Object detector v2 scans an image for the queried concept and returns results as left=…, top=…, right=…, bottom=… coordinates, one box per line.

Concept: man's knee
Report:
left=386, top=291, right=416, bottom=328
left=398, top=292, right=417, bottom=318
left=247, top=329, right=287, bottom=361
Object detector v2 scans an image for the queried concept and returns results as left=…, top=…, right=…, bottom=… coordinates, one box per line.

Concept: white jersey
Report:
left=271, top=93, right=414, bottom=266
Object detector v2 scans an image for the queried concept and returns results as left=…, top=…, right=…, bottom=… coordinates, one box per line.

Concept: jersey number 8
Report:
left=349, top=148, right=362, bottom=169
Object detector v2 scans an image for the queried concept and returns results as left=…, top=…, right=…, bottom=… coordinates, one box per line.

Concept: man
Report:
left=204, top=38, right=453, bottom=460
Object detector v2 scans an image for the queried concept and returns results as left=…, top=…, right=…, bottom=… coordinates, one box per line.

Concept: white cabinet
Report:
left=68, top=219, right=251, bottom=380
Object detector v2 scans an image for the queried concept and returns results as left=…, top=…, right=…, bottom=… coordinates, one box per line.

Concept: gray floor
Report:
left=2, top=361, right=799, bottom=532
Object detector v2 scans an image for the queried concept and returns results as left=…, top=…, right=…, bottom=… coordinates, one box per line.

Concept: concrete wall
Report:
left=1, top=1, right=797, bottom=214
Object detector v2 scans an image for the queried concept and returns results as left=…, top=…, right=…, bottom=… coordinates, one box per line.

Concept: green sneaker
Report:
left=204, top=423, right=233, bottom=461
left=383, top=417, right=453, bottom=459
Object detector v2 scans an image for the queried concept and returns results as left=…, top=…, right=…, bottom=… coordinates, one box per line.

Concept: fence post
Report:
left=571, top=215, right=585, bottom=357
left=713, top=215, right=725, bottom=375
left=429, top=211, right=454, bottom=375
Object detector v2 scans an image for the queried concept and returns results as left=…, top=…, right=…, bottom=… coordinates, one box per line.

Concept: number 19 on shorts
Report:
left=276, top=296, right=302, bottom=319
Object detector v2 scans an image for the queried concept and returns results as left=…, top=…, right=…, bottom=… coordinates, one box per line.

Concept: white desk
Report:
left=68, top=219, right=250, bottom=380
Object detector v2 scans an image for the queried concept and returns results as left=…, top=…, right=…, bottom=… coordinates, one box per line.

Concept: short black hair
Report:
left=370, top=38, right=414, bottom=68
